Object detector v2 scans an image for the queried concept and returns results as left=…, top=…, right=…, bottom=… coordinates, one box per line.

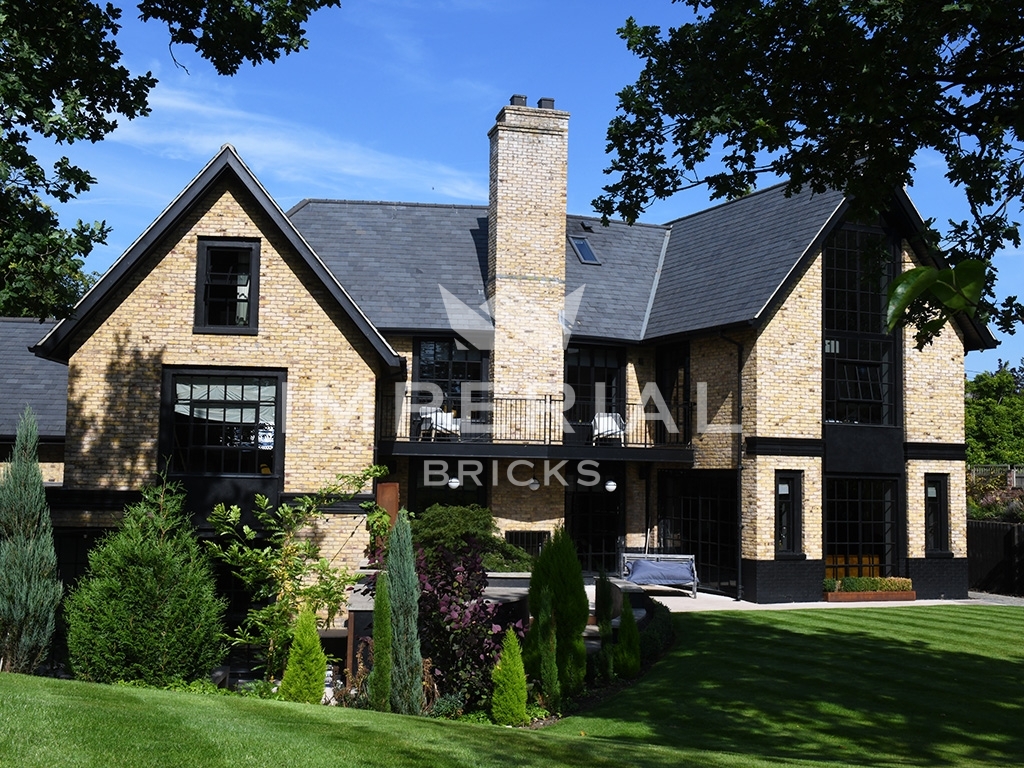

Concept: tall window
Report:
left=564, top=345, right=625, bottom=442
left=925, top=474, right=950, bottom=553
left=775, top=471, right=802, bottom=556
left=825, top=477, right=898, bottom=578
left=165, top=371, right=282, bottom=475
left=195, top=239, right=260, bottom=332
left=823, top=225, right=896, bottom=424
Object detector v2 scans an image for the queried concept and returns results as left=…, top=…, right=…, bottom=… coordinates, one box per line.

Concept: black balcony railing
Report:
left=376, top=392, right=690, bottom=448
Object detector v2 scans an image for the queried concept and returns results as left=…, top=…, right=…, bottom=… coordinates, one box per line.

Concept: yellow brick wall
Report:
left=751, top=253, right=823, bottom=439
left=690, top=333, right=751, bottom=468
left=905, top=460, right=967, bottom=558
left=900, top=244, right=966, bottom=444
left=741, top=455, right=823, bottom=560
left=62, top=178, right=383, bottom=542
left=490, top=458, right=565, bottom=533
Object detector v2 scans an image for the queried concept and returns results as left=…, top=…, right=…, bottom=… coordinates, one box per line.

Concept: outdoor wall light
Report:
left=528, top=477, right=541, bottom=491
left=604, top=479, right=617, bottom=493
left=447, top=477, right=461, bottom=490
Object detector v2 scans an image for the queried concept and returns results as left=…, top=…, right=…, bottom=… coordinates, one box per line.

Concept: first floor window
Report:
left=195, top=239, right=260, bottom=332
left=775, top=471, right=802, bottom=555
left=164, top=370, right=283, bottom=475
left=925, top=474, right=950, bottom=553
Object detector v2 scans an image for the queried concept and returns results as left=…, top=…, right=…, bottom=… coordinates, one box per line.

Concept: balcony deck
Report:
left=376, top=394, right=694, bottom=463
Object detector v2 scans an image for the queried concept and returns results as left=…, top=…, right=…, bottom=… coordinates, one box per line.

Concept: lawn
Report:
left=1, top=605, right=1021, bottom=767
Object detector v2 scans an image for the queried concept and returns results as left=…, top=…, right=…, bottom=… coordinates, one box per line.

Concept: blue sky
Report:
left=44, top=0, right=1022, bottom=374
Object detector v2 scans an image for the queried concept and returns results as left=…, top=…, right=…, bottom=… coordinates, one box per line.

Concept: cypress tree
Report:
left=526, top=527, right=588, bottom=698
left=367, top=570, right=392, bottom=712
left=536, top=585, right=560, bottom=714
left=613, top=594, right=641, bottom=679
left=0, top=408, right=61, bottom=673
left=387, top=511, right=423, bottom=715
left=490, top=628, right=528, bottom=726
left=279, top=608, right=328, bottom=705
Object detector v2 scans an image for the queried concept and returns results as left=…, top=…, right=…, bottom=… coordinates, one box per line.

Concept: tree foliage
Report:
left=525, top=527, right=588, bottom=700
left=490, top=628, right=528, bottom=727
left=387, top=511, right=423, bottom=716
left=0, top=408, right=61, bottom=673
left=278, top=608, right=327, bottom=705
left=64, top=482, right=226, bottom=685
left=0, top=0, right=339, bottom=319
left=599, top=0, right=1024, bottom=343
left=966, top=360, right=1024, bottom=466
left=206, top=465, right=385, bottom=680
left=366, top=570, right=392, bottom=712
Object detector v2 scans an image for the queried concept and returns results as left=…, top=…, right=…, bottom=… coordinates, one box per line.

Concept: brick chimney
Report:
left=487, top=96, right=569, bottom=400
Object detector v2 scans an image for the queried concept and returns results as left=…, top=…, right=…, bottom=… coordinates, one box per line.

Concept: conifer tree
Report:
left=387, top=511, right=423, bottom=715
left=614, top=594, right=641, bottom=680
left=0, top=408, right=61, bottom=673
left=491, top=628, right=528, bottom=726
left=367, top=570, right=392, bottom=712
left=279, top=608, right=328, bottom=705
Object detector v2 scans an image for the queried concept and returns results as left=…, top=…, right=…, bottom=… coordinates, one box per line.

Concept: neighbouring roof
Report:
left=0, top=318, right=66, bottom=439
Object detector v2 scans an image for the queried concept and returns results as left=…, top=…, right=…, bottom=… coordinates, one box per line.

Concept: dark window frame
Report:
left=412, top=337, right=489, bottom=415
left=568, top=235, right=601, bottom=265
left=924, top=473, right=951, bottom=554
left=194, top=238, right=261, bottom=334
left=823, top=224, right=900, bottom=426
left=160, top=367, right=286, bottom=478
left=775, top=471, right=803, bottom=557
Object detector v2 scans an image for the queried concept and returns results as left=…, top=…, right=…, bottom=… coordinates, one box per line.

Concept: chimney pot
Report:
left=537, top=97, right=555, bottom=110
left=510, top=94, right=528, bottom=106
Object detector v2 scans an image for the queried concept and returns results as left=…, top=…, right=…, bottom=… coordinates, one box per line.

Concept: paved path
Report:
left=643, top=587, right=1024, bottom=613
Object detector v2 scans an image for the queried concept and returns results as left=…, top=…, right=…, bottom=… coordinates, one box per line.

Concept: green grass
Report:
left=1, top=606, right=1022, bottom=767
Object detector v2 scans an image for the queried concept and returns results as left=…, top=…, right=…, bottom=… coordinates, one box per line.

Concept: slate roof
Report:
left=646, top=183, right=846, bottom=339
left=0, top=318, right=66, bottom=439
left=288, top=201, right=671, bottom=342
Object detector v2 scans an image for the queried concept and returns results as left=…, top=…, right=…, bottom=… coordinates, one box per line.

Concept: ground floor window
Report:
left=825, top=476, right=899, bottom=578
left=163, top=370, right=283, bottom=476
left=925, top=474, right=950, bottom=554
left=658, top=470, right=738, bottom=594
left=776, top=471, right=802, bottom=556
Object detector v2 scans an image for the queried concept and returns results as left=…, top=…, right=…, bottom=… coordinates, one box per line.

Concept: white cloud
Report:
left=106, top=82, right=488, bottom=203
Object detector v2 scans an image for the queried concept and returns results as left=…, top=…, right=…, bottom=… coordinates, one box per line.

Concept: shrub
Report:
left=388, top=511, right=423, bottom=716
left=491, top=629, right=528, bottom=726
left=411, top=503, right=532, bottom=572
left=532, top=585, right=560, bottom=714
left=417, top=542, right=519, bottom=707
left=592, top=571, right=615, bottom=683
left=822, top=578, right=839, bottom=593
left=0, top=408, right=62, bottom=673
left=278, top=608, right=327, bottom=705
left=366, top=571, right=392, bottom=712
left=428, top=693, right=465, bottom=719
left=526, top=527, right=588, bottom=699
left=838, top=576, right=913, bottom=592
left=65, top=482, right=226, bottom=686
left=613, top=594, right=641, bottom=679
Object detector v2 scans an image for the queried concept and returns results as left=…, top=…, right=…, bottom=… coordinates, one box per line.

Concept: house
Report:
left=5, top=95, right=994, bottom=602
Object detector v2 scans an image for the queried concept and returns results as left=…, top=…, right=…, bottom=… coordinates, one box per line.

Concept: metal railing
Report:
left=376, top=392, right=691, bottom=448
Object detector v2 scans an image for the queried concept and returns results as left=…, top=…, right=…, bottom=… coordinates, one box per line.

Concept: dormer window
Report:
left=569, top=236, right=600, bottom=265
left=195, top=238, right=260, bottom=333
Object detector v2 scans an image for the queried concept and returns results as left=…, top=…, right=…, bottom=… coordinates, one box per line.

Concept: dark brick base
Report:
left=741, top=558, right=825, bottom=604
left=906, top=557, right=969, bottom=599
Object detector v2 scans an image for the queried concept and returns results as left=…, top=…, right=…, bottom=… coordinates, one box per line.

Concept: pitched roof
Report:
left=0, top=318, right=66, bottom=439
left=645, top=184, right=847, bottom=339
left=32, top=146, right=402, bottom=371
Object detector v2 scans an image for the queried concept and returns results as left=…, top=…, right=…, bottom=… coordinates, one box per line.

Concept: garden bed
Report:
left=823, top=590, right=917, bottom=602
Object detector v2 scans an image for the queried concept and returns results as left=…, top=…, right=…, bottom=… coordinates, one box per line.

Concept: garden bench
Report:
left=619, top=552, right=699, bottom=599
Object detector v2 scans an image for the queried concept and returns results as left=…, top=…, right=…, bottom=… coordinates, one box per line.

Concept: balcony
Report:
left=376, top=392, right=693, bottom=462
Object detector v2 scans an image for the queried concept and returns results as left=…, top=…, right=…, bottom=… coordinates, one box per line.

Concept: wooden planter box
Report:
left=823, top=590, right=916, bottom=602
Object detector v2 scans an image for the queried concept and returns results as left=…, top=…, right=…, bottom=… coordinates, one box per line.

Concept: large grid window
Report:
left=825, top=477, right=898, bottom=579
left=823, top=226, right=897, bottom=424
left=925, top=474, right=950, bottom=553
left=415, top=339, right=485, bottom=414
left=775, top=471, right=802, bottom=556
left=565, top=345, right=625, bottom=442
left=195, top=239, right=260, bottom=332
left=169, top=373, right=280, bottom=475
